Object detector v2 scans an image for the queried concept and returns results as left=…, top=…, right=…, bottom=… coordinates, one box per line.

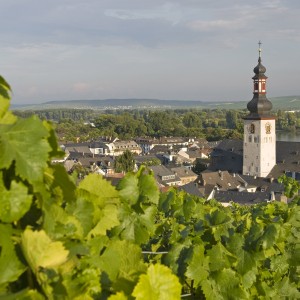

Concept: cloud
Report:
left=104, top=3, right=184, bottom=25
left=187, top=18, right=246, bottom=32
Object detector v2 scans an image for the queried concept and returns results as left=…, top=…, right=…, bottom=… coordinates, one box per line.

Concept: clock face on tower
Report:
left=265, top=122, right=271, bottom=134
left=248, top=123, right=255, bottom=134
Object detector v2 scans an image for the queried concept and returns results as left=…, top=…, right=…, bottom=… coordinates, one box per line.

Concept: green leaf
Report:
left=211, top=268, right=249, bottom=299
left=185, top=244, right=209, bottom=286
left=0, top=179, right=32, bottom=223
left=118, top=173, right=139, bottom=205
left=77, top=173, right=119, bottom=206
left=108, top=292, right=128, bottom=300
left=62, top=267, right=101, bottom=300
left=42, top=120, right=65, bottom=159
left=207, top=242, right=235, bottom=272
left=118, top=167, right=159, bottom=206
left=0, top=117, right=51, bottom=182
left=132, top=264, right=181, bottom=300
left=99, top=240, right=146, bottom=284
left=0, top=224, right=26, bottom=288
left=0, top=288, right=45, bottom=300
left=0, top=75, right=15, bottom=125
left=21, top=228, right=69, bottom=272
left=115, top=205, right=157, bottom=244
left=258, top=223, right=278, bottom=250
left=45, top=164, right=76, bottom=204
left=43, top=201, right=84, bottom=240
left=66, top=198, right=95, bottom=238
left=138, top=172, right=159, bottom=205
left=88, top=204, right=120, bottom=238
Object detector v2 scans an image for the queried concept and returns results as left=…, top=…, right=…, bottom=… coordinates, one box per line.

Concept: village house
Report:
left=170, top=166, right=197, bottom=185
left=149, top=165, right=181, bottom=188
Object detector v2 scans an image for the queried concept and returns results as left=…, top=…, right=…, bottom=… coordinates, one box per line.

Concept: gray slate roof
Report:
left=209, top=139, right=300, bottom=179
left=213, top=190, right=282, bottom=205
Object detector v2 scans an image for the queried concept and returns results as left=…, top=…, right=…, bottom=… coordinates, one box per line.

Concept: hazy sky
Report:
left=1, top=0, right=300, bottom=104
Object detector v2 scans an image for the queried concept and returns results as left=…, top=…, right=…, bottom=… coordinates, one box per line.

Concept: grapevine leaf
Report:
left=276, top=276, right=300, bottom=298
left=0, top=75, right=16, bottom=125
left=118, top=173, right=139, bottom=205
left=118, top=169, right=159, bottom=206
left=207, top=242, right=235, bottom=272
left=42, top=120, right=65, bottom=159
left=99, top=240, right=146, bottom=294
left=185, top=244, right=209, bottom=286
left=0, top=75, right=11, bottom=100
left=108, top=291, right=128, bottom=300
left=45, top=164, right=76, bottom=203
left=0, top=289, right=45, bottom=300
left=62, top=267, right=101, bottom=299
left=88, top=204, right=120, bottom=238
left=236, top=249, right=257, bottom=275
left=114, top=205, right=157, bottom=244
left=211, top=268, right=249, bottom=299
left=258, top=223, right=278, bottom=250
left=0, top=224, right=26, bottom=288
left=0, top=117, right=51, bottom=182
left=132, top=264, right=181, bottom=300
left=201, top=278, right=224, bottom=300
left=21, top=228, right=69, bottom=271
left=138, top=172, right=159, bottom=205
left=77, top=173, right=119, bottom=206
left=0, top=179, right=32, bottom=223
left=66, top=198, right=95, bottom=237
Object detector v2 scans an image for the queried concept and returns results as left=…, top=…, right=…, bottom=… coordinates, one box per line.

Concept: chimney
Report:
left=219, top=170, right=223, bottom=180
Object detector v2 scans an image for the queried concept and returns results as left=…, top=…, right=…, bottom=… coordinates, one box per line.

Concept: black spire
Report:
left=246, top=41, right=273, bottom=118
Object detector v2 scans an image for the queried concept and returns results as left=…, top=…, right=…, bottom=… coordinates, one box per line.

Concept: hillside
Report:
left=12, top=95, right=300, bottom=111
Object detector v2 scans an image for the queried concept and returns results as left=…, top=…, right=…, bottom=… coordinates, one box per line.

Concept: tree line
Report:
left=14, top=108, right=300, bottom=142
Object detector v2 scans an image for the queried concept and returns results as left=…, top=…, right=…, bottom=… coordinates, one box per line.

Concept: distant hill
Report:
left=12, top=96, right=300, bottom=111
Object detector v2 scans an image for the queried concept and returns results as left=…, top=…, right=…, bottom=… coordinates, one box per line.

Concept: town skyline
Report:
left=1, top=0, right=300, bottom=104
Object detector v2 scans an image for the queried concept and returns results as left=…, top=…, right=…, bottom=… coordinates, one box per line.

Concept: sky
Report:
left=1, top=0, right=300, bottom=104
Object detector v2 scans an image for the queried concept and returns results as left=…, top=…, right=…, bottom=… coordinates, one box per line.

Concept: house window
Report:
left=248, top=136, right=252, bottom=142
left=256, top=167, right=259, bottom=172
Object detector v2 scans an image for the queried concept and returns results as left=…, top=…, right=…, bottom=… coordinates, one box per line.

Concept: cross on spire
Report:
left=258, top=40, right=262, bottom=58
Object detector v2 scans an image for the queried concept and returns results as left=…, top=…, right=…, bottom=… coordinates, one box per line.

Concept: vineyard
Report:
left=0, top=76, right=299, bottom=299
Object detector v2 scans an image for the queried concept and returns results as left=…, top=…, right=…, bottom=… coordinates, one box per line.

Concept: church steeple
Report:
left=242, top=42, right=276, bottom=178
left=246, top=41, right=273, bottom=117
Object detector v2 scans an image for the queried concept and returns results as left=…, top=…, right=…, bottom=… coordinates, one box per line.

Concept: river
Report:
left=276, top=131, right=300, bottom=142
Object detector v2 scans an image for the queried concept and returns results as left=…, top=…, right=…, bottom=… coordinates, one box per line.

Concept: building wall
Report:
left=243, top=118, right=276, bottom=177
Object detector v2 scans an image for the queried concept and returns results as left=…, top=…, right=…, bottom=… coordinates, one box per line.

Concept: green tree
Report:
left=114, top=150, right=136, bottom=173
left=225, top=110, right=238, bottom=129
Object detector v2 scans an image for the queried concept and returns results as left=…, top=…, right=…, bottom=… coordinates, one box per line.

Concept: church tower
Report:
left=243, top=42, right=276, bottom=177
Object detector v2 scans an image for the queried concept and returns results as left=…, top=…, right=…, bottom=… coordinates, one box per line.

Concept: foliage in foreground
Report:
left=0, top=76, right=300, bottom=299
